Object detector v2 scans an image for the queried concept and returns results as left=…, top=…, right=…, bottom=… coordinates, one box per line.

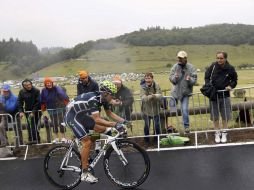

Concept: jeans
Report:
left=171, top=96, right=189, bottom=129
left=143, top=115, right=161, bottom=143
left=181, top=96, right=190, bottom=128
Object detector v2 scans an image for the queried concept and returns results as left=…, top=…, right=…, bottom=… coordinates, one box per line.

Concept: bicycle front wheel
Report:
left=103, top=140, right=150, bottom=189
left=43, top=145, right=81, bottom=190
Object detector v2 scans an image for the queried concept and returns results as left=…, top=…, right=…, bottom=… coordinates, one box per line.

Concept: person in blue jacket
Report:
left=0, top=84, right=23, bottom=145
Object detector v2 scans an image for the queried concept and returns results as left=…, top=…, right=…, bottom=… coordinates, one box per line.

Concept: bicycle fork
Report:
left=111, top=141, right=128, bottom=166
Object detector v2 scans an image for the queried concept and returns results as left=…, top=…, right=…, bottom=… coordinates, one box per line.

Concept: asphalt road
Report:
left=1, top=144, right=254, bottom=190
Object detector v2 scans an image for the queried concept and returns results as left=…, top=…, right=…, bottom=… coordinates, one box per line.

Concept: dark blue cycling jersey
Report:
left=72, top=91, right=110, bottom=114
left=65, top=91, right=110, bottom=139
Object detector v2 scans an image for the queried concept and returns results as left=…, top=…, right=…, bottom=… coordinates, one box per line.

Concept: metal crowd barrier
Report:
left=12, top=108, right=66, bottom=147
left=2, top=86, right=254, bottom=148
left=0, top=113, right=22, bottom=147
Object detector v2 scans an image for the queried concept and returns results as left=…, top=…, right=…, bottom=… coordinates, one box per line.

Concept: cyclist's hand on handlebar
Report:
left=122, top=120, right=133, bottom=128
left=114, top=122, right=126, bottom=133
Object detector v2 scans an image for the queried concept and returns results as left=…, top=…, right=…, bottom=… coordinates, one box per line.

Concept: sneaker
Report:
left=52, top=138, right=59, bottom=144
left=184, top=127, right=190, bottom=134
left=81, top=171, right=99, bottom=183
left=221, top=132, right=227, bottom=143
left=215, top=131, right=221, bottom=143
left=61, top=138, right=68, bottom=143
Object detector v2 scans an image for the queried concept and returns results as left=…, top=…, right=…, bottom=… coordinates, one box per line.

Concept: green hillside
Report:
left=37, top=44, right=254, bottom=77
left=2, top=24, right=254, bottom=80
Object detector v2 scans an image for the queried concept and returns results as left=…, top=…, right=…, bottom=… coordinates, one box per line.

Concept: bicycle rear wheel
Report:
left=43, top=145, right=81, bottom=190
left=103, top=140, right=150, bottom=189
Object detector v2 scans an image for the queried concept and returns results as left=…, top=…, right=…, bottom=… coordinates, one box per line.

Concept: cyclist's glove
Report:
left=122, top=120, right=132, bottom=128
left=114, top=122, right=126, bottom=133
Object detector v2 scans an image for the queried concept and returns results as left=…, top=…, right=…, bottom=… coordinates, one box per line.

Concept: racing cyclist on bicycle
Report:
left=64, top=80, right=129, bottom=183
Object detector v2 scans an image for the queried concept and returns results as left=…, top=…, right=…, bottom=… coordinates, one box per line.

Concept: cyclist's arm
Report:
left=91, top=111, right=116, bottom=127
left=105, top=109, right=125, bottom=123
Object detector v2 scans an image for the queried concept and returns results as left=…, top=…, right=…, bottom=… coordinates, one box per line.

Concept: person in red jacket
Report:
left=40, top=77, right=69, bottom=143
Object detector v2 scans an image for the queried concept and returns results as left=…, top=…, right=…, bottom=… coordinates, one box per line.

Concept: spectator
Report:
left=77, top=70, right=99, bottom=96
left=140, top=72, right=162, bottom=144
left=205, top=51, right=238, bottom=143
left=169, top=51, right=197, bottom=133
left=0, top=84, right=23, bottom=145
left=41, top=77, right=69, bottom=143
left=0, top=97, right=8, bottom=146
left=111, top=75, right=134, bottom=121
left=18, top=79, right=41, bottom=144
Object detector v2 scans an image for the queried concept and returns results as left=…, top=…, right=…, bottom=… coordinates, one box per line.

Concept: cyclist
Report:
left=64, top=80, right=128, bottom=183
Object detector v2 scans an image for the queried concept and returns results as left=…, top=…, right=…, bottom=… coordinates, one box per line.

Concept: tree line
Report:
left=116, top=24, right=254, bottom=46
left=1, top=24, right=254, bottom=79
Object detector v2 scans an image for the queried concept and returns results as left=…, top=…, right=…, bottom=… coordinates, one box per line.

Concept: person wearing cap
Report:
left=77, top=70, right=99, bottom=96
left=41, top=77, right=70, bottom=143
left=0, top=84, right=23, bottom=145
left=18, top=79, right=41, bottom=144
left=169, top=51, right=197, bottom=134
left=205, top=51, right=238, bottom=143
left=111, top=75, right=134, bottom=121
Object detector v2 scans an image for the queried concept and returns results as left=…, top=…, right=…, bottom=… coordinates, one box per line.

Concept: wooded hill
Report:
left=1, top=23, right=254, bottom=80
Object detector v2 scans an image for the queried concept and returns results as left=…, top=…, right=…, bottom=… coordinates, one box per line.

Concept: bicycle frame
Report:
left=89, top=128, right=129, bottom=169
left=59, top=128, right=128, bottom=173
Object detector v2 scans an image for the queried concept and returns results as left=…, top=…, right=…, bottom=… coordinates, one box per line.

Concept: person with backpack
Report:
left=205, top=51, right=238, bottom=143
left=169, top=51, right=197, bottom=134
left=140, top=72, right=162, bottom=144
left=41, top=77, right=70, bottom=143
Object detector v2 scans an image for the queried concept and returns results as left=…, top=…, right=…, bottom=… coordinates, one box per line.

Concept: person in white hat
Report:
left=169, top=51, right=197, bottom=133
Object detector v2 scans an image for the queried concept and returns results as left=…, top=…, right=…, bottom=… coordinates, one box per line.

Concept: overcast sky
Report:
left=1, top=0, right=253, bottom=49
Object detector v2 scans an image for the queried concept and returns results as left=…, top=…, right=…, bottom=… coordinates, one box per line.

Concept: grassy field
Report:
left=36, top=44, right=254, bottom=77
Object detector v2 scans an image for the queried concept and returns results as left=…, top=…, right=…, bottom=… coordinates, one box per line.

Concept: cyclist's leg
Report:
left=73, top=112, right=99, bottom=183
left=65, top=109, right=90, bottom=166
left=94, top=125, right=107, bottom=133
left=80, top=136, right=92, bottom=170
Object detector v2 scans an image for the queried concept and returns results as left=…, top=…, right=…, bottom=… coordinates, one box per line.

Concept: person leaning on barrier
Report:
left=205, top=51, right=238, bottom=143
left=140, top=72, right=162, bottom=144
left=77, top=70, right=99, bottom=96
left=64, top=80, right=128, bottom=183
left=111, top=75, right=134, bottom=121
left=40, top=77, right=70, bottom=144
left=0, top=84, right=23, bottom=145
left=0, top=96, right=8, bottom=146
left=18, top=79, right=41, bottom=144
left=169, top=51, right=197, bottom=134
